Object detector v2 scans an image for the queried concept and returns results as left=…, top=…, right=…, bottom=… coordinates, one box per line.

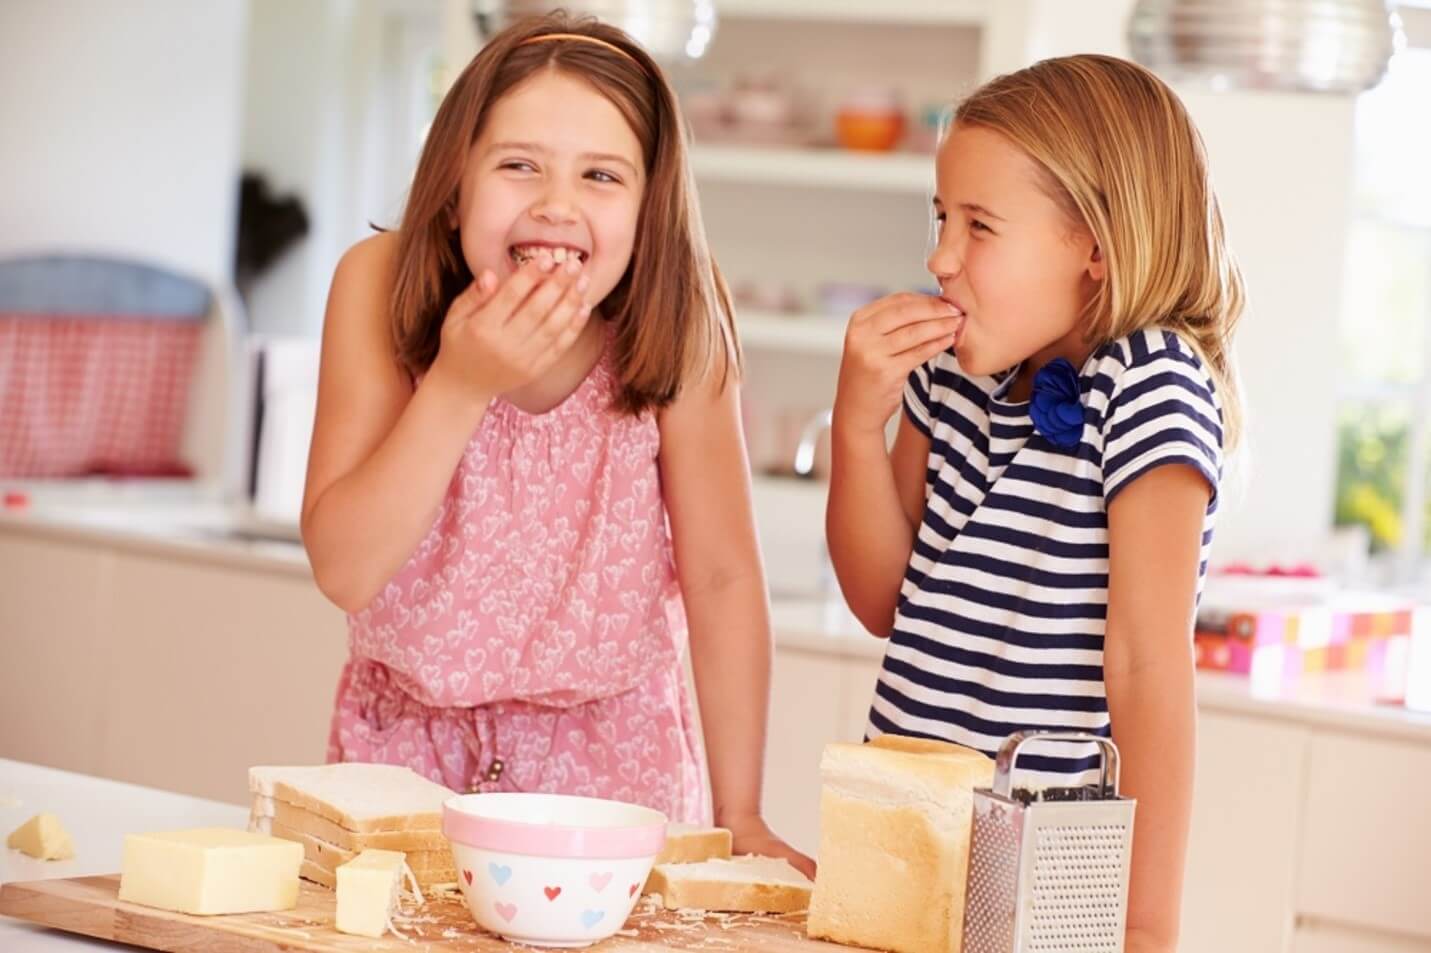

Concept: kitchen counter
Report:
left=6, top=503, right=1431, bottom=952
left=0, top=758, right=246, bottom=951
left=5, top=501, right=1431, bottom=745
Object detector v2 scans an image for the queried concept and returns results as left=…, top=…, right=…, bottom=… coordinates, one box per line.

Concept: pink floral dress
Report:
left=327, top=337, right=711, bottom=824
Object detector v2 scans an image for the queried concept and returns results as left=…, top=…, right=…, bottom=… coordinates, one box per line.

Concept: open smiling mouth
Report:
left=508, top=243, right=588, bottom=266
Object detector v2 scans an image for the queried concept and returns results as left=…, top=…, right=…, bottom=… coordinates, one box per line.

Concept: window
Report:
left=1332, top=45, right=1431, bottom=573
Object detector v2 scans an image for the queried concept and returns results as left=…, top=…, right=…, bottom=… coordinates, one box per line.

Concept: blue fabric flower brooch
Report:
left=1029, top=357, right=1084, bottom=449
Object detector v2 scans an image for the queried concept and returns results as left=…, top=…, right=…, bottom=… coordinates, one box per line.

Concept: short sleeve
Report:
left=903, top=360, right=935, bottom=439
left=1101, top=343, right=1223, bottom=505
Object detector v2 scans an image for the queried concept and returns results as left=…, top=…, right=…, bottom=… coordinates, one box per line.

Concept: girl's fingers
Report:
left=507, top=257, right=582, bottom=335
left=485, top=257, right=557, bottom=321
left=897, top=331, right=958, bottom=367
left=886, top=315, right=963, bottom=355
left=476, top=268, right=499, bottom=299
left=527, top=272, right=589, bottom=349
left=868, top=294, right=962, bottom=336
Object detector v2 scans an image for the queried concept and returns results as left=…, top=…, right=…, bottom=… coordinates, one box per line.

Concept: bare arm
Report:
left=301, top=235, right=489, bottom=611
left=1104, top=464, right=1209, bottom=953
left=658, top=361, right=813, bottom=877
left=827, top=292, right=959, bottom=637
left=302, top=237, right=590, bottom=612
left=827, top=414, right=930, bottom=637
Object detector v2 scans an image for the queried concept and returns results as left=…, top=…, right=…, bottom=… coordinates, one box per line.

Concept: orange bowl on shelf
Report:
left=835, top=110, right=905, bottom=152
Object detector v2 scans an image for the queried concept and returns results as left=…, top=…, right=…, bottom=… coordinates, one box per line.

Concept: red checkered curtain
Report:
left=0, top=256, right=210, bottom=478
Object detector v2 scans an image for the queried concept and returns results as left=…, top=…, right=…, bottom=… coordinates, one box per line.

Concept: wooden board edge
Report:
left=0, top=875, right=122, bottom=943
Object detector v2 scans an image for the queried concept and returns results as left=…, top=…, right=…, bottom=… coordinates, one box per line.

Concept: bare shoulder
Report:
left=318, top=230, right=407, bottom=391
left=658, top=340, right=741, bottom=426
left=331, top=230, right=399, bottom=303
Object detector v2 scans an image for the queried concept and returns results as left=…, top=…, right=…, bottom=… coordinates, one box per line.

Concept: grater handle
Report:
left=992, top=731, right=1122, bottom=799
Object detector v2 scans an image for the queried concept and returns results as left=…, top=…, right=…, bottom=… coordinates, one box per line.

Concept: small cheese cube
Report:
left=336, top=848, right=407, bottom=938
left=6, top=813, right=75, bottom=860
left=118, top=828, right=303, bottom=915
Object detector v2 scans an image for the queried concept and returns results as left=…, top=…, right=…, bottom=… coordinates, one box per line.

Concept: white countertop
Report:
left=0, top=758, right=246, bottom=951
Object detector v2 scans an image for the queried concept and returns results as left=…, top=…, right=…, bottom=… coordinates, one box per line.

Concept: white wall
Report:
left=240, top=0, right=407, bottom=338
left=0, top=0, right=246, bottom=288
left=992, top=0, right=1354, bottom=559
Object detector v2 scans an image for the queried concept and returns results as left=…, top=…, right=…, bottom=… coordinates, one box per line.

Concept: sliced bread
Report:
left=248, top=764, right=453, bottom=833
left=268, top=820, right=454, bottom=876
left=250, top=795, right=449, bottom=852
left=653, top=823, right=733, bottom=865
left=647, top=855, right=813, bottom=914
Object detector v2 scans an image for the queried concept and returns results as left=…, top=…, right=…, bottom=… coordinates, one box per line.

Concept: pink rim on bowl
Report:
left=443, top=794, right=667, bottom=860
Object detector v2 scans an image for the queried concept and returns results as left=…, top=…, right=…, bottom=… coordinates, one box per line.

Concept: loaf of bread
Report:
left=647, top=855, right=812, bottom=913
left=806, top=734, right=994, bottom=953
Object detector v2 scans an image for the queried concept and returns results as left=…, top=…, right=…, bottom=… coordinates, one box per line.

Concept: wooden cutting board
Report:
left=0, top=875, right=871, bottom=952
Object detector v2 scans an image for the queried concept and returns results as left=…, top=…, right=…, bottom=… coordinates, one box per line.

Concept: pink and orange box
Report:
left=1195, top=599, right=1415, bottom=680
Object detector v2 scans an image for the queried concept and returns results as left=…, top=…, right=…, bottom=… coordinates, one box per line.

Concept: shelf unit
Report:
left=690, top=144, right=933, bottom=195
left=737, top=310, right=845, bottom=356
left=713, top=0, right=988, bottom=27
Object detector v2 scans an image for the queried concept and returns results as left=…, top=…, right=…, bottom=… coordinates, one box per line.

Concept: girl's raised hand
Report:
left=430, top=252, right=593, bottom=404
left=832, top=293, right=963, bottom=436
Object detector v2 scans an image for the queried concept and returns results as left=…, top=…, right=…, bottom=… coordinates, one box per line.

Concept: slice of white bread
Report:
left=248, top=764, right=453, bottom=833
left=300, top=858, right=336, bottom=890
left=806, top=734, right=994, bottom=953
left=250, top=795, right=449, bottom=851
left=268, top=820, right=454, bottom=877
left=299, top=850, right=455, bottom=892
left=653, top=823, right=733, bottom=865
left=647, top=855, right=812, bottom=913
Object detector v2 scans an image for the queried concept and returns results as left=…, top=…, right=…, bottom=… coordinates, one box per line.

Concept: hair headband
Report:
left=519, top=32, right=641, bottom=67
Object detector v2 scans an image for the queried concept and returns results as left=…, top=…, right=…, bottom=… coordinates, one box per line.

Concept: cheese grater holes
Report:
left=962, top=802, right=1019, bottom=953
left=1026, top=824, right=1129, bottom=952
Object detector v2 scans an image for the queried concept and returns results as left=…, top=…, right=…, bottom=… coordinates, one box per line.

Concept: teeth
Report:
left=510, top=244, right=584, bottom=266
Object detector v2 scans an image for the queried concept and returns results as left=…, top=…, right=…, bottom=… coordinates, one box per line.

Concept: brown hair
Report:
left=955, top=54, right=1244, bottom=448
left=390, top=12, right=737, bottom=414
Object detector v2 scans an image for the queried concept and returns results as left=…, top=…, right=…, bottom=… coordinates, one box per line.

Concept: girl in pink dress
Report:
left=300, top=13, right=810, bottom=874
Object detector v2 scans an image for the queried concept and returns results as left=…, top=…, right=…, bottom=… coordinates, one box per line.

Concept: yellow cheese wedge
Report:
left=6, top=813, right=75, bottom=860
left=337, top=848, right=413, bottom=938
left=118, top=828, right=303, bottom=915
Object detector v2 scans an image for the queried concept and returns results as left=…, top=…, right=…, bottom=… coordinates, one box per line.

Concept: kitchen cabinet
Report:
left=4, top=511, right=1431, bottom=953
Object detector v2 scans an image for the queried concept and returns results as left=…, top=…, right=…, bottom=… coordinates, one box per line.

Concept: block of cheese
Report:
left=250, top=795, right=449, bottom=852
left=6, top=813, right=75, bottom=860
left=806, top=734, right=994, bottom=953
left=653, top=823, right=732, bottom=865
left=248, top=764, right=453, bottom=832
left=337, top=849, right=411, bottom=938
left=118, top=828, right=303, bottom=915
left=647, top=856, right=812, bottom=913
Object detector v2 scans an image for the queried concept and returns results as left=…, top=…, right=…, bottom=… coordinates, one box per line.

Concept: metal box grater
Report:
left=961, top=731, right=1136, bottom=953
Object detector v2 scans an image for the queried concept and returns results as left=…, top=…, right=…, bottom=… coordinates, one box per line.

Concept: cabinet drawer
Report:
left=1297, top=734, right=1431, bottom=939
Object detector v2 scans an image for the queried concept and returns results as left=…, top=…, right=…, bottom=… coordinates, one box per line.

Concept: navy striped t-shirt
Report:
left=867, top=327, right=1223, bottom=788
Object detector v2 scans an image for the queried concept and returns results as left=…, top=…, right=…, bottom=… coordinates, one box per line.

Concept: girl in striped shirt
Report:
left=827, top=55, right=1242, bottom=953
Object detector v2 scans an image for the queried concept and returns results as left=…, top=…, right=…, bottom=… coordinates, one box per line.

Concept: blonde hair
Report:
left=390, top=13, right=737, bottom=415
left=954, top=54, right=1244, bottom=449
